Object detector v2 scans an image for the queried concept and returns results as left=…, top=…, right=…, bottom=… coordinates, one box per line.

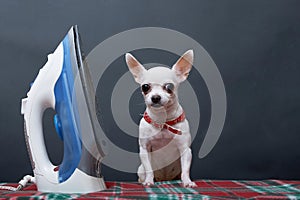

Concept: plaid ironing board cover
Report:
left=1, top=180, right=300, bottom=199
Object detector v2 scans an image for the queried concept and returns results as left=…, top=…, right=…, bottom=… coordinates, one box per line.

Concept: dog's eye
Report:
left=141, top=84, right=151, bottom=94
left=163, top=83, right=174, bottom=94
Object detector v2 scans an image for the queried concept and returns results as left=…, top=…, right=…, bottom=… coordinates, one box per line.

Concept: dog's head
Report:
left=125, top=50, right=193, bottom=109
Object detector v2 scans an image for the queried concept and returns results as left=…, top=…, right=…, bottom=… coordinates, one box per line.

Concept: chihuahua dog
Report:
left=125, top=50, right=196, bottom=187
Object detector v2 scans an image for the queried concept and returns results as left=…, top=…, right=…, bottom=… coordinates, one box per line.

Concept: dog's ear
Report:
left=125, top=53, right=146, bottom=84
left=172, top=49, right=193, bottom=82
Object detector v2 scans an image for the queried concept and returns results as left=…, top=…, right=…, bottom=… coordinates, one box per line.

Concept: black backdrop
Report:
left=0, top=0, right=300, bottom=182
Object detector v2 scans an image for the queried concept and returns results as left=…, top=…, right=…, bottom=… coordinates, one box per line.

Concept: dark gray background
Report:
left=1, top=0, right=300, bottom=182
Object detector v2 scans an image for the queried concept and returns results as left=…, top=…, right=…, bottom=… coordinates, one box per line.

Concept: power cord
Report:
left=0, top=175, right=35, bottom=191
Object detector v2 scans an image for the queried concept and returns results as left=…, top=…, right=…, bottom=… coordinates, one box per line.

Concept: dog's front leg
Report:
left=139, top=146, right=154, bottom=186
left=179, top=146, right=196, bottom=187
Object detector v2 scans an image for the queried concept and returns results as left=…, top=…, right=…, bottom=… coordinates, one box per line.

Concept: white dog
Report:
left=125, top=50, right=196, bottom=187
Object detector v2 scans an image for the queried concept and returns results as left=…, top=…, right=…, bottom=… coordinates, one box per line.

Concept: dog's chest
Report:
left=146, top=129, right=182, bottom=181
left=146, top=129, right=175, bottom=152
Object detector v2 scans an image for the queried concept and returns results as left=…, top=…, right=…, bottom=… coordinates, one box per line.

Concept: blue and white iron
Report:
left=21, top=26, right=106, bottom=193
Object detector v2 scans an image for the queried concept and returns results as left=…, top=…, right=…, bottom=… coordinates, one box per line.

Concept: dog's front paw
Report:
left=183, top=181, right=197, bottom=188
left=142, top=180, right=154, bottom=186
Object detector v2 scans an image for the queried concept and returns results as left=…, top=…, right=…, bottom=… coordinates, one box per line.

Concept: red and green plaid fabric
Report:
left=1, top=180, right=300, bottom=199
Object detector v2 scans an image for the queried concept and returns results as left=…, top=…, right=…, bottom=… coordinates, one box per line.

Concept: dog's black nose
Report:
left=151, top=95, right=161, bottom=104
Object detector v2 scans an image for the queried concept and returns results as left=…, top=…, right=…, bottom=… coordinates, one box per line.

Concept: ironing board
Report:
left=1, top=180, right=300, bottom=199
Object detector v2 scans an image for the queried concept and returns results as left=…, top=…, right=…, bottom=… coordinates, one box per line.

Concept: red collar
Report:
left=143, top=112, right=185, bottom=135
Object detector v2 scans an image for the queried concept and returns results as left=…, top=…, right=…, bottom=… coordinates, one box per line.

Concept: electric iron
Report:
left=21, top=26, right=106, bottom=193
